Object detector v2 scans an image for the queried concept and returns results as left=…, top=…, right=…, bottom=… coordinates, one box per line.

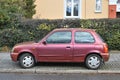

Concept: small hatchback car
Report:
left=11, top=28, right=109, bottom=70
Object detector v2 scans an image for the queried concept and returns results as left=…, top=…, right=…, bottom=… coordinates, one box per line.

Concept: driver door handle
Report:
left=66, top=46, right=71, bottom=48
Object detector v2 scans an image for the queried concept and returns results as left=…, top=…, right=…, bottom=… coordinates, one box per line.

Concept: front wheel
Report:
left=85, top=54, right=102, bottom=70
left=19, top=53, right=35, bottom=68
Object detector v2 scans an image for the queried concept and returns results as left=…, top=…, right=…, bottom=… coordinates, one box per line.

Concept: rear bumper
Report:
left=102, top=53, right=110, bottom=62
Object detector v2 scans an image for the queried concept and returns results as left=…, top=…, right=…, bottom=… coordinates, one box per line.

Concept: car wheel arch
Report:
left=18, top=52, right=37, bottom=63
left=85, top=52, right=103, bottom=62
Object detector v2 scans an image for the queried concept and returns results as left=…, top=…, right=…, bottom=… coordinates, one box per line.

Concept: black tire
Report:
left=19, top=53, right=35, bottom=68
left=85, top=54, right=102, bottom=70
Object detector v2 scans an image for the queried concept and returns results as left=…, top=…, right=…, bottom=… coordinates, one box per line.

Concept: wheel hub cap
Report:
left=23, top=56, right=33, bottom=67
left=88, top=56, right=100, bottom=68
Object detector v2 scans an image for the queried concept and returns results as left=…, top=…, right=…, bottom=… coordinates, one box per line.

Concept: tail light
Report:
left=103, top=43, right=108, bottom=53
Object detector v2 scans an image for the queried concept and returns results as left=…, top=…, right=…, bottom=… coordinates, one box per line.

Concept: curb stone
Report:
left=98, top=70, right=120, bottom=74
left=0, top=69, right=120, bottom=74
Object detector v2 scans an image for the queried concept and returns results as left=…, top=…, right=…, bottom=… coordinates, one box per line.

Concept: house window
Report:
left=95, top=0, right=102, bottom=12
left=117, top=0, right=120, bottom=3
left=64, top=0, right=81, bottom=18
left=117, top=0, right=120, bottom=12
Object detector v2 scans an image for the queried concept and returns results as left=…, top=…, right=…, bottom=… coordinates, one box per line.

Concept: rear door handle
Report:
left=66, top=46, right=71, bottom=48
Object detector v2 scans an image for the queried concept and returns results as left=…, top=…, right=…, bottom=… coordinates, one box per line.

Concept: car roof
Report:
left=53, top=28, right=95, bottom=32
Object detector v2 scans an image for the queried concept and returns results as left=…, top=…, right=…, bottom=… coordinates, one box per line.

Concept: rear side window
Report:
left=75, top=32, right=95, bottom=43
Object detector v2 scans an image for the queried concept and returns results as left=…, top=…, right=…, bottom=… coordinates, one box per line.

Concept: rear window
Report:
left=96, top=33, right=105, bottom=42
left=75, top=31, right=95, bottom=43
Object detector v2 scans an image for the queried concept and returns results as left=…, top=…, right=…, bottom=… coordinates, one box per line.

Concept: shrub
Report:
left=0, top=23, right=56, bottom=48
left=0, top=29, right=30, bottom=47
left=0, top=10, right=10, bottom=29
left=0, top=19, right=120, bottom=50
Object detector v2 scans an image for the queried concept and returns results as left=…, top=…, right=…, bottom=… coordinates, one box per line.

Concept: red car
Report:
left=11, top=28, right=109, bottom=70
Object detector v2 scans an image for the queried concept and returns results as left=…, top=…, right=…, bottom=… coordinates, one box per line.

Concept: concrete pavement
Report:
left=0, top=51, right=120, bottom=74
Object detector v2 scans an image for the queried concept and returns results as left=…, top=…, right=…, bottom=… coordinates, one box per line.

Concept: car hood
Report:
left=14, top=41, right=36, bottom=47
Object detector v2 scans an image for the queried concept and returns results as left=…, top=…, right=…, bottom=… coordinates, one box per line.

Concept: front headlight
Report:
left=11, top=47, right=15, bottom=53
left=11, top=46, right=18, bottom=53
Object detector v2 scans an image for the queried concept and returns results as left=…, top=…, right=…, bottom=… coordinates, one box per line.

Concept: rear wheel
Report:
left=85, top=54, right=102, bottom=70
left=19, top=53, right=35, bottom=68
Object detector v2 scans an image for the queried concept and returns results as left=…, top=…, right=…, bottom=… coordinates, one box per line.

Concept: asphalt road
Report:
left=0, top=73, right=120, bottom=80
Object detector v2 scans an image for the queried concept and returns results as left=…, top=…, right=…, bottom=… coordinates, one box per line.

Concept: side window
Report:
left=75, top=32, right=95, bottom=43
left=46, top=31, right=72, bottom=43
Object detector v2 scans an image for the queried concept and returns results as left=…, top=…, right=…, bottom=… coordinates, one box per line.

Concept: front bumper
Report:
left=10, top=52, right=19, bottom=62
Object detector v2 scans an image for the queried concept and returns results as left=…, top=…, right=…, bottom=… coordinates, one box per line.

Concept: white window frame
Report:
left=109, top=0, right=117, bottom=5
left=95, top=0, right=102, bottom=12
left=64, top=0, right=82, bottom=19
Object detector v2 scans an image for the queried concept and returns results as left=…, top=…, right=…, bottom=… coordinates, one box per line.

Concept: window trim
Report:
left=64, top=0, right=82, bottom=19
left=95, top=0, right=102, bottom=13
left=74, top=31, right=95, bottom=44
left=46, top=31, right=72, bottom=44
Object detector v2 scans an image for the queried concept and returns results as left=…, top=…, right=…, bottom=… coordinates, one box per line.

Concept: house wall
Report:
left=33, top=0, right=64, bottom=19
left=82, top=0, right=109, bottom=19
left=33, top=0, right=109, bottom=19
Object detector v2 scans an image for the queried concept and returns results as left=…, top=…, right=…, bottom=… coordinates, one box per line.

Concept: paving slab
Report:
left=0, top=51, right=120, bottom=74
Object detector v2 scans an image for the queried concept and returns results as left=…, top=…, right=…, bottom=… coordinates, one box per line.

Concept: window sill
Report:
left=95, top=11, right=102, bottom=13
left=64, top=16, right=80, bottom=19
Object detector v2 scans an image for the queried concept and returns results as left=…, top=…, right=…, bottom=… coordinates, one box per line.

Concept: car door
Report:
left=37, top=31, right=73, bottom=62
left=73, top=31, right=95, bottom=62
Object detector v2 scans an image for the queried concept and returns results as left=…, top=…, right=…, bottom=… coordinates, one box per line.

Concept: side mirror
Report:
left=42, top=40, right=47, bottom=45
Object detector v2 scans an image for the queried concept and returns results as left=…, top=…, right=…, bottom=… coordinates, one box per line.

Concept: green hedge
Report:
left=0, top=19, right=120, bottom=50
